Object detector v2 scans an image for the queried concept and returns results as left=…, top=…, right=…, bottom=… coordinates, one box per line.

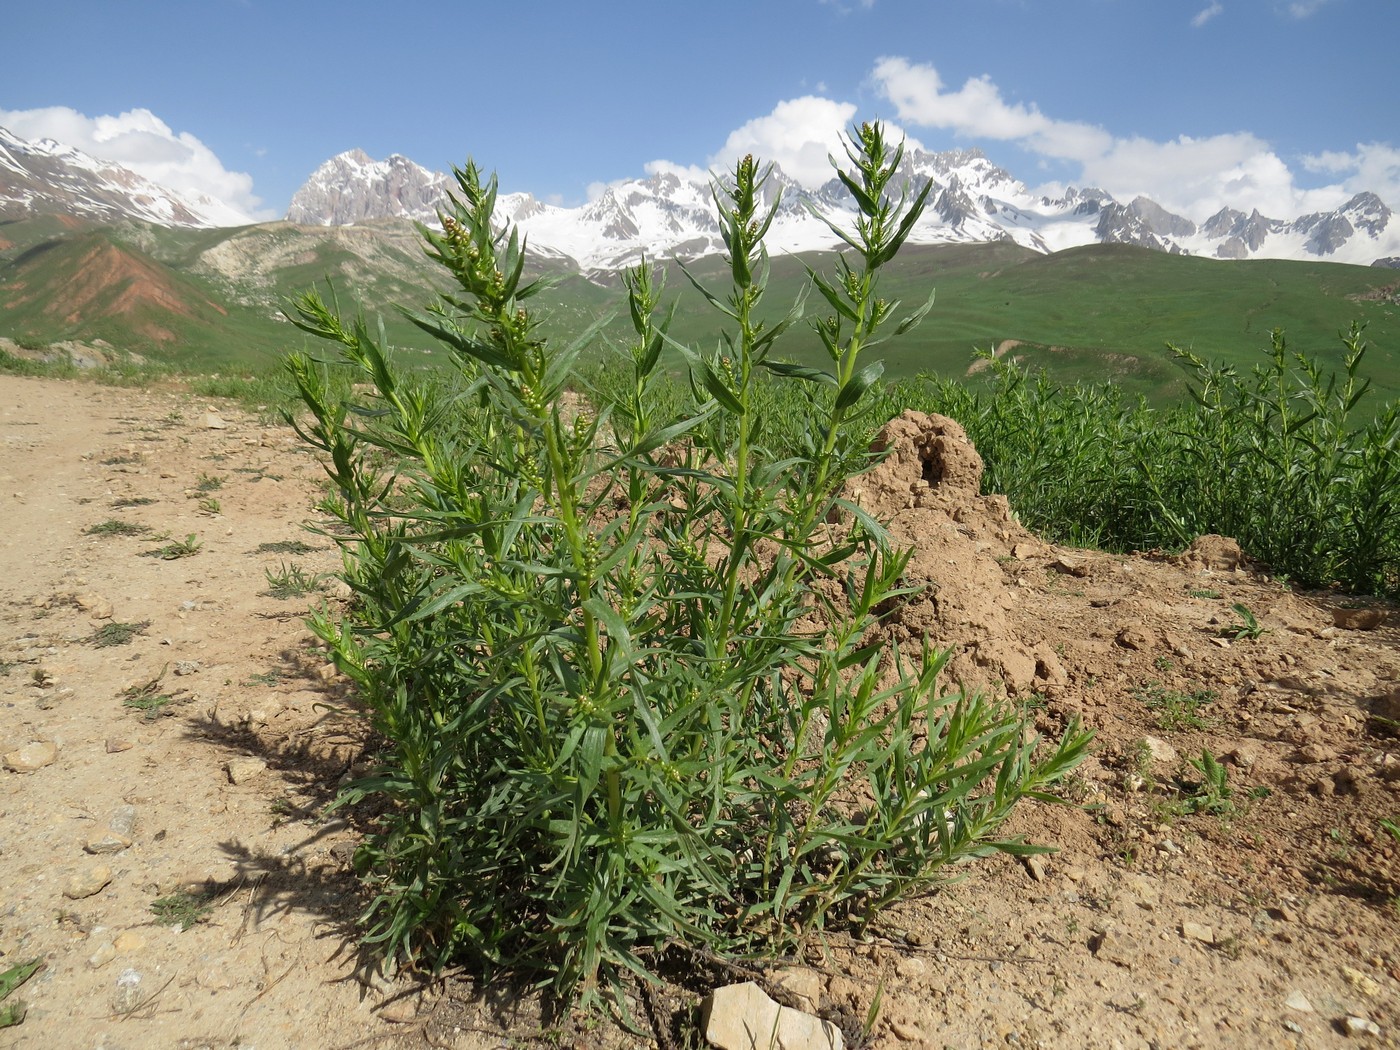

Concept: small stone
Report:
left=87, top=941, right=117, bottom=969
left=1282, top=1020, right=1303, bottom=1034
left=1091, top=928, right=1137, bottom=968
left=113, top=931, right=146, bottom=952
left=106, top=737, right=135, bottom=753
left=890, top=1020, right=926, bottom=1042
left=894, top=956, right=928, bottom=980
left=1023, top=854, right=1048, bottom=882
left=1051, top=555, right=1089, bottom=577
left=4, top=740, right=58, bottom=773
left=113, top=968, right=145, bottom=1014
left=76, top=593, right=114, bottom=620
left=1343, top=966, right=1381, bottom=997
left=1284, top=991, right=1314, bottom=1012
left=1344, top=1016, right=1381, bottom=1038
left=225, top=757, right=267, bottom=785
left=173, top=660, right=201, bottom=676
left=83, top=831, right=133, bottom=855
left=1141, top=736, right=1178, bottom=764
left=703, top=981, right=844, bottom=1050
left=1333, top=607, right=1385, bottom=630
left=1181, top=921, right=1215, bottom=944
left=63, top=864, right=113, bottom=899
left=203, top=410, right=229, bottom=430
left=771, top=966, right=822, bottom=1013
left=1116, top=626, right=1156, bottom=651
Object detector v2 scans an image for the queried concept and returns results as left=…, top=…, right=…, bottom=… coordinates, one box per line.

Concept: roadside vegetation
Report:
left=283, top=124, right=1092, bottom=999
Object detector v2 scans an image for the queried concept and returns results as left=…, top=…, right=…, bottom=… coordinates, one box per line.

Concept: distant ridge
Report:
left=0, top=126, right=254, bottom=228
left=283, top=146, right=1400, bottom=271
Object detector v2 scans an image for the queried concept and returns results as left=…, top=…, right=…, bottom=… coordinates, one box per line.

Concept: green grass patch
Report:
left=90, top=620, right=150, bottom=648
left=84, top=519, right=151, bottom=537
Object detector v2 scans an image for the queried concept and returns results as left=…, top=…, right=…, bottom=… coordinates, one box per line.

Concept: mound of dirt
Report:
left=2, top=382, right=1398, bottom=1049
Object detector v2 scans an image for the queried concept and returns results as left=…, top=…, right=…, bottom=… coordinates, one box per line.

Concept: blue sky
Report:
left=3, top=0, right=1397, bottom=224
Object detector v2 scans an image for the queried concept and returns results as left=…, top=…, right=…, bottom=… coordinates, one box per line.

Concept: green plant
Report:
left=84, top=519, right=151, bottom=537
left=121, top=666, right=174, bottom=720
left=142, top=533, right=201, bottom=560
left=1381, top=817, right=1400, bottom=844
left=1188, top=588, right=1222, bottom=599
left=1135, top=682, right=1217, bottom=731
left=261, top=562, right=323, bottom=599
left=112, top=496, right=156, bottom=508
left=285, top=124, right=1090, bottom=1000
left=150, top=892, right=213, bottom=931
left=90, top=620, right=151, bottom=648
left=194, top=472, right=225, bottom=492
left=1225, top=602, right=1268, bottom=640
left=0, top=958, right=42, bottom=1029
left=198, top=497, right=221, bottom=514
left=254, top=539, right=320, bottom=555
left=1175, top=750, right=1235, bottom=816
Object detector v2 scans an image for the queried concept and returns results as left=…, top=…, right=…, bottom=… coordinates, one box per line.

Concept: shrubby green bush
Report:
left=888, top=326, right=1400, bottom=596
left=285, top=123, right=1090, bottom=999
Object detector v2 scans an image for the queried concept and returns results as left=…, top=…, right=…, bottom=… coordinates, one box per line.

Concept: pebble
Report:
left=1284, top=991, right=1314, bottom=1012
left=1092, top=928, right=1138, bottom=968
left=106, top=737, right=135, bottom=753
left=890, top=1020, right=925, bottom=1042
left=87, top=941, right=117, bottom=969
left=114, top=931, right=146, bottom=952
left=4, top=740, right=59, bottom=773
left=1181, top=921, right=1215, bottom=944
left=1344, top=1016, right=1381, bottom=1037
left=225, top=757, right=268, bottom=784
left=63, top=864, right=113, bottom=899
left=85, top=804, right=137, bottom=854
left=113, top=968, right=144, bottom=1014
left=1342, top=965, right=1381, bottom=997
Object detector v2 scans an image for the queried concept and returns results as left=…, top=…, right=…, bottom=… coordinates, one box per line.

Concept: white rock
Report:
left=1344, top=1016, right=1381, bottom=1037
left=1283, top=991, right=1314, bottom=1012
left=703, top=981, right=843, bottom=1050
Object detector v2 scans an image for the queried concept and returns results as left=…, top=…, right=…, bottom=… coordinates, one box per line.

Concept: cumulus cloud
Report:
left=706, top=97, right=866, bottom=188
left=644, top=97, right=885, bottom=191
left=869, top=56, right=1381, bottom=220
left=1192, top=2, right=1224, bottom=27
left=0, top=106, right=271, bottom=221
left=1303, top=142, right=1400, bottom=206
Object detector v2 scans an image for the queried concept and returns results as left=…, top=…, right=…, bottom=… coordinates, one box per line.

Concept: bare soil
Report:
left=2, top=375, right=1398, bottom=1050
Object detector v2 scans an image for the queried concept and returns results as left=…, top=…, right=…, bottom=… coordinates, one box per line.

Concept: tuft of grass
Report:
left=194, top=472, right=224, bottom=492
left=261, top=562, right=323, bottom=599
left=111, top=496, right=156, bottom=508
left=1135, top=682, right=1218, bottom=731
left=84, top=519, right=151, bottom=537
left=121, top=667, right=175, bottom=720
left=253, top=539, right=320, bottom=555
left=90, top=620, right=150, bottom=648
left=150, top=892, right=213, bottom=931
left=141, top=534, right=201, bottom=560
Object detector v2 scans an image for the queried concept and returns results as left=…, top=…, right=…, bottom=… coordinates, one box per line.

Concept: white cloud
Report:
left=869, top=56, right=1387, bottom=220
left=1284, top=0, right=1333, bottom=17
left=1192, top=2, right=1224, bottom=27
left=0, top=105, right=271, bottom=221
left=1303, top=142, right=1400, bottom=207
left=870, top=57, right=1112, bottom=162
left=706, top=96, right=865, bottom=188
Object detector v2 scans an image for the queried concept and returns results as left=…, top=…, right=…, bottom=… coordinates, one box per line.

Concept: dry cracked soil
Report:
left=2, top=373, right=1399, bottom=1050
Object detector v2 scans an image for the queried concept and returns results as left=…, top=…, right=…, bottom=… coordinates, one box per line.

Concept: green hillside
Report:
left=2, top=213, right=1396, bottom=403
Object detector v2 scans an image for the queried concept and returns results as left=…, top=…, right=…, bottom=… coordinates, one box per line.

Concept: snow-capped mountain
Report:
left=285, top=149, right=453, bottom=226
left=286, top=146, right=1400, bottom=271
left=0, top=126, right=253, bottom=228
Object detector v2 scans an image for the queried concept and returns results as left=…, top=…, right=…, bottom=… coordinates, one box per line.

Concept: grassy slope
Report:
left=2, top=215, right=1396, bottom=402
